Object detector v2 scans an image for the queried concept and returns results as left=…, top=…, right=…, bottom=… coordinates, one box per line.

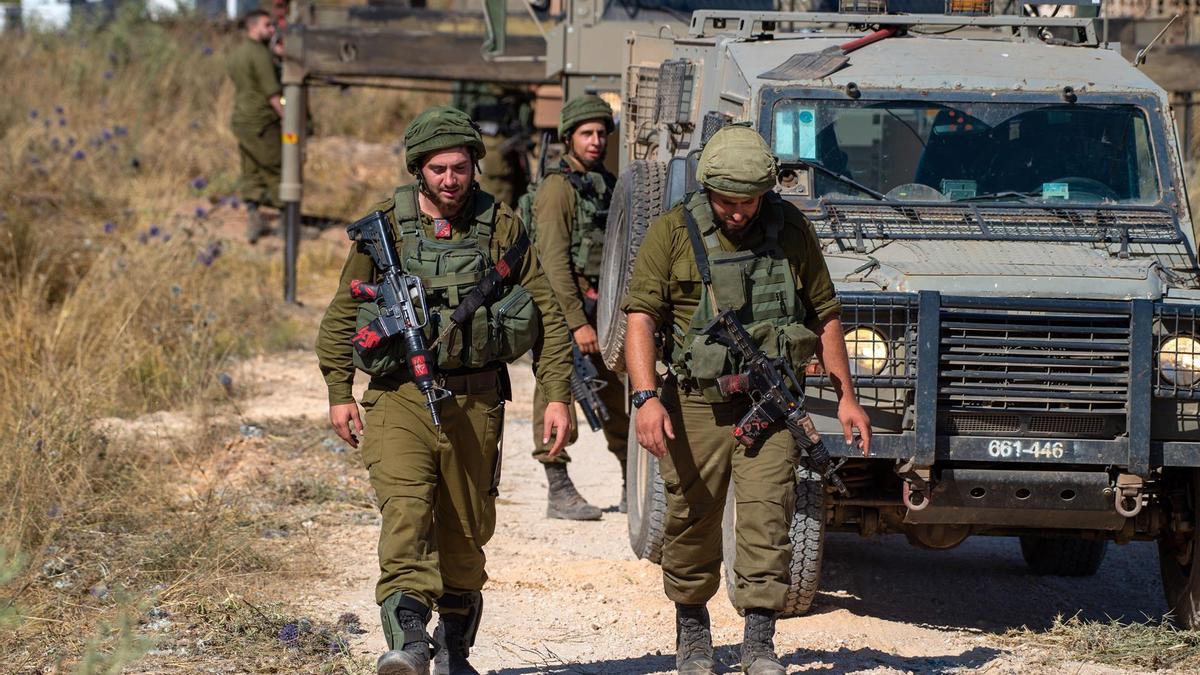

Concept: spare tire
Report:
left=722, top=463, right=827, bottom=618
left=1019, top=535, right=1107, bottom=577
left=626, top=404, right=667, bottom=564
left=598, top=160, right=667, bottom=373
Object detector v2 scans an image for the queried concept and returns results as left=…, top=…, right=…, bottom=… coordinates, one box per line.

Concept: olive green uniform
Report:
left=620, top=192, right=840, bottom=610
left=316, top=188, right=572, bottom=610
left=530, top=154, right=629, bottom=464
left=226, top=38, right=283, bottom=208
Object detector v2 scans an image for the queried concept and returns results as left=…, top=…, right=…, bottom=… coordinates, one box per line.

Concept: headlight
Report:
left=845, top=327, right=889, bottom=377
left=1160, top=336, right=1200, bottom=387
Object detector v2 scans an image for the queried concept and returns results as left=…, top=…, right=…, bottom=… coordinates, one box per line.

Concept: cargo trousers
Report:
left=359, top=374, right=505, bottom=611
left=232, top=120, right=283, bottom=209
left=657, top=384, right=798, bottom=611
left=530, top=358, right=628, bottom=464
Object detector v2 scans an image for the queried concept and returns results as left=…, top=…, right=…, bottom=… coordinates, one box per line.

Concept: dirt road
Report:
left=235, top=350, right=1165, bottom=674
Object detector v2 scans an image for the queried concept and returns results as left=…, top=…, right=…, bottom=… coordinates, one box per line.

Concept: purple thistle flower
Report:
left=54, top=105, right=64, bottom=114
left=230, top=198, right=241, bottom=210
left=148, top=225, right=161, bottom=237
left=29, top=156, right=40, bottom=164
left=202, top=46, right=213, bottom=56
left=50, top=138, right=60, bottom=149
left=103, top=222, right=116, bottom=234
left=278, top=623, right=300, bottom=645
left=103, top=71, right=113, bottom=80
left=190, top=176, right=208, bottom=190
left=29, top=109, right=38, bottom=118
left=67, top=137, right=76, bottom=147
left=102, top=130, right=112, bottom=141
left=73, top=150, right=85, bottom=160
left=58, top=118, right=67, bottom=127
left=195, top=207, right=207, bottom=219
left=162, top=234, right=172, bottom=243
left=114, top=126, right=127, bottom=137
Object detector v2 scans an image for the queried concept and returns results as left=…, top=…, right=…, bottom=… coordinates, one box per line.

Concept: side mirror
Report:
left=482, top=0, right=507, bottom=57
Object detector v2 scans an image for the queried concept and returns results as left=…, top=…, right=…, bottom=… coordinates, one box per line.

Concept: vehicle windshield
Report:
left=770, top=99, right=1161, bottom=204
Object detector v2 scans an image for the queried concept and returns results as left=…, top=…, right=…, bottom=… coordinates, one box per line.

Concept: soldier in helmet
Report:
left=620, top=124, right=872, bottom=674
left=316, top=106, right=573, bottom=675
left=528, top=94, right=630, bottom=520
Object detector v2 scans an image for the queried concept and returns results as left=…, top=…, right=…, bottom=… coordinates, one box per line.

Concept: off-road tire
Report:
left=1019, top=536, right=1107, bottom=577
left=626, top=404, right=667, bottom=563
left=598, top=160, right=667, bottom=373
left=722, top=463, right=826, bottom=618
left=1159, top=470, right=1200, bottom=628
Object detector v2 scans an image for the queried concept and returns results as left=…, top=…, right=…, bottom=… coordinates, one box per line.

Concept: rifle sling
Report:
left=447, top=230, right=531, bottom=327
left=682, top=205, right=720, bottom=313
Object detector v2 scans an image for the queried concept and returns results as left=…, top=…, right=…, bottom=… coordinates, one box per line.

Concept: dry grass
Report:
left=0, top=7, right=434, bottom=672
left=1004, top=614, right=1200, bottom=671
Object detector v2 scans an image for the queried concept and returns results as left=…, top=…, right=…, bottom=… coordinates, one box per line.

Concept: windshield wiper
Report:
left=791, top=159, right=887, bottom=201
left=958, top=190, right=1041, bottom=204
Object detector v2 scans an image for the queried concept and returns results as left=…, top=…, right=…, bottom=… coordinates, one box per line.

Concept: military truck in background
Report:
left=594, top=6, right=1200, bottom=624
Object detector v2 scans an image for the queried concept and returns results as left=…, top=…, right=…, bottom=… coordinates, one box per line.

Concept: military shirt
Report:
left=620, top=196, right=842, bottom=352
left=532, top=155, right=602, bottom=330
left=227, top=38, right=282, bottom=130
left=317, top=189, right=573, bottom=406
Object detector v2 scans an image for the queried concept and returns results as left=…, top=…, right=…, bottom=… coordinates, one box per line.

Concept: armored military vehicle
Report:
left=599, top=7, right=1200, bottom=623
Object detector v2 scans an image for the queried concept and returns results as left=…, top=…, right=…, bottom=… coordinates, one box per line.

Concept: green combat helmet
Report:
left=696, top=122, right=778, bottom=198
left=558, top=95, right=614, bottom=141
left=404, top=105, right=487, bottom=174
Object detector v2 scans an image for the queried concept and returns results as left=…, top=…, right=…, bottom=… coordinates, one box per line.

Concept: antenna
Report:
left=1135, top=14, right=1180, bottom=67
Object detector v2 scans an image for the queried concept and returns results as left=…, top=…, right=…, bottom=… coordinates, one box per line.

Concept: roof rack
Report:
left=687, top=11, right=1099, bottom=45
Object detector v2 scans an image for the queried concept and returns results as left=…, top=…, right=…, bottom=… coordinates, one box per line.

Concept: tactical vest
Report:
left=670, top=191, right=820, bottom=403
left=518, top=159, right=614, bottom=281
left=353, top=185, right=541, bottom=377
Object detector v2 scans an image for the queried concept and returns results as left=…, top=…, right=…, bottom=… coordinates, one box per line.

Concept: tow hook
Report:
left=1111, top=474, right=1144, bottom=518
left=897, top=459, right=932, bottom=511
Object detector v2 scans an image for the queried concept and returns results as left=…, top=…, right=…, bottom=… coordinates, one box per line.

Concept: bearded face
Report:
left=419, top=147, right=475, bottom=217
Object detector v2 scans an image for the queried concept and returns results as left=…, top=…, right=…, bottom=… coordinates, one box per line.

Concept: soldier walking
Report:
left=227, top=9, right=284, bottom=243
left=317, top=107, right=573, bottom=675
left=529, top=95, right=631, bottom=520
left=620, top=124, right=872, bottom=674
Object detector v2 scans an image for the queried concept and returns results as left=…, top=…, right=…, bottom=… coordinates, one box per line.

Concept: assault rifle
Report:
left=347, top=211, right=451, bottom=426
left=699, top=308, right=850, bottom=495
left=571, top=345, right=609, bottom=432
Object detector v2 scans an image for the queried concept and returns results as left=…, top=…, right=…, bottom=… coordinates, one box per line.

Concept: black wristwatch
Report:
left=631, top=389, right=659, bottom=409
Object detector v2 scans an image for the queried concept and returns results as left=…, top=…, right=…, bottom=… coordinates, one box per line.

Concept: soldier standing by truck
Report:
left=226, top=9, right=284, bottom=244
left=316, top=106, right=573, bottom=675
left=528, top=95, right=631, bottom=520
left=621, top=124, right=871, bottom=674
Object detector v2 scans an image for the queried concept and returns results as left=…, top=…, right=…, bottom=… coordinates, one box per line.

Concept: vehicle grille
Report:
left=943, top=412, right=1112, bottom=436
left=939, top=302, right=1131, bottom=415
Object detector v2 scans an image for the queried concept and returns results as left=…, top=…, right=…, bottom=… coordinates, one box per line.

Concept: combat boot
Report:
left=675, top=603, right=716, bottom=675
left=377, top=593, right=435, bottom=675
left=740, top=609, right=786, bottom=675
left=432, top=591, right=482, bottom=675
left=618, top=458, right=628, bottom=514
left=544, top=463, right=602, bottom=521
left=245, top=201, right=270, bottom=244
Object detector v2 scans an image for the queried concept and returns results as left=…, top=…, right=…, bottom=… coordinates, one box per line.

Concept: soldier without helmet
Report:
left=316, top=106, right=573, bottom=675
left=621, top=124, right=873, bottom=674
left=527, top=95, right=631, bottom=521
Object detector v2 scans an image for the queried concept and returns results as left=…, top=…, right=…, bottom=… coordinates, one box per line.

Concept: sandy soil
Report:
left=217, top=349, right=1170, bottom=675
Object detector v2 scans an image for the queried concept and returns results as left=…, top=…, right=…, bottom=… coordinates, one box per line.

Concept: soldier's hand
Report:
left=635, top=398, right=674, bottom=459
left=573, top=325, right=600, bottom=354
left=838, top=398, right=872, bottom=456
left=543, top=401, right=572, bottom=456
left=330, top=402, right=364, bottom=449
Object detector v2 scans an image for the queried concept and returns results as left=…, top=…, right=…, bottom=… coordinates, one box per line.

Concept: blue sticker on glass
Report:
left=1042, top=182, right=1070, bottom=200
left=799, top=110, right=814, bottom=125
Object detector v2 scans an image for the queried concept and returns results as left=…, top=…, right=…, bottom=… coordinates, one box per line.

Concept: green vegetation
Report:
left=1006, top=614, right=1200, bottom=671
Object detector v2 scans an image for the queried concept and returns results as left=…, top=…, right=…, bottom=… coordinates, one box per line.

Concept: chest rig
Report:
left=671, top=191, right=820, bottom=402
left=385, top=184, right=540, bottom=372
left=551, top=160, right=614, bottom=280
